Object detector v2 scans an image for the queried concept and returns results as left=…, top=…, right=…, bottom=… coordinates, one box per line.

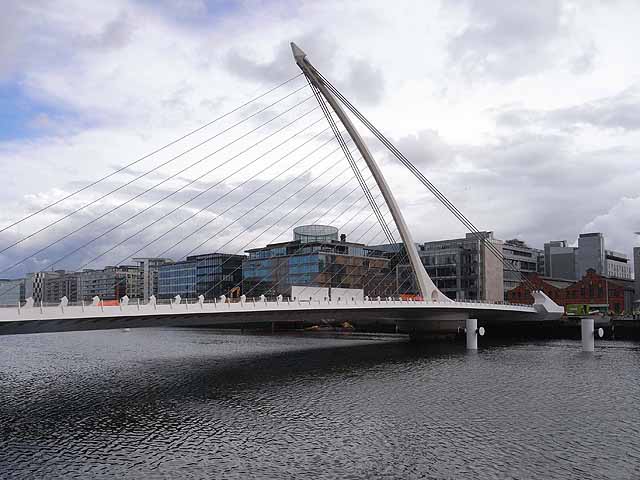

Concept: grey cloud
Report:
left=0, top=154, right=371, bottom=277
left=448, top=0, right=564, bottom=81
left=77, top=13, right=135, bottom=50
left=343, top=59, right=385, bottom=106
left=374, top=125, right=639, bottom=251
left=225, top=32, right=386, bottom=106
left=224, top=33, right=331, bottom=84
left=0, top=1, right=42, bottom=81
left=496, top=84, right=640, bottom=131
left=448, top=133, right=639, bottom=247
left=392, top=129, right=452, bottom=168
left=0, top=3, right=133, bottom=82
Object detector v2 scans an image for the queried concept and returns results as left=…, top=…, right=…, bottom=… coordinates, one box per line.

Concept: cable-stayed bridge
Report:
left=0, top=43, right=563, bottom=338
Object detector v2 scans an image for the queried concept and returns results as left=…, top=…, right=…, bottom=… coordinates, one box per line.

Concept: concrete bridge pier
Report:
left=581, top=318, right=604, bottom=352
left=465, top=318, right=485, bottom=350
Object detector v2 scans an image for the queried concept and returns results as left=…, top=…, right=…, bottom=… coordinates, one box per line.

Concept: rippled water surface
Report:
left=1, top=329, right=639, bottom=479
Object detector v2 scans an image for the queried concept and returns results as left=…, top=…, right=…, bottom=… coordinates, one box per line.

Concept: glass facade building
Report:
left=0, top=279, right=25, bottom=306
left=373, top=232, right=505, bottom=302
left=158, top=253, right=245, bottom=300
left=158, top=260, right=197, bottom=300
left=243, top=226, right=390, bottom=298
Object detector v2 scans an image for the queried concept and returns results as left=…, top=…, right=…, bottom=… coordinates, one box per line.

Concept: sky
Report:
left=0, top=0, right=639, bottom=278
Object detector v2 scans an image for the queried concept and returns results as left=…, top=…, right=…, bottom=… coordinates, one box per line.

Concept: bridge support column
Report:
left=466, top=318, right=478, bottom=350
left=581, top=318, right=595, bottom=352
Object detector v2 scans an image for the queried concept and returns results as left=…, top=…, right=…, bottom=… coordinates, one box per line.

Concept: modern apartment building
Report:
left=24, top=270, right=79, bottom=304
left=78, top=266, right=140, bottom=301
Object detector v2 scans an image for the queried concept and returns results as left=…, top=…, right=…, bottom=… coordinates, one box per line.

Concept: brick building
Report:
left=507, top=269, right=634, bottom=314
left=506, top=274, right=567, bottom=306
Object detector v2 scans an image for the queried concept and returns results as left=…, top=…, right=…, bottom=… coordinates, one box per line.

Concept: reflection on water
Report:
left=1, top=329, right=639, bottom=479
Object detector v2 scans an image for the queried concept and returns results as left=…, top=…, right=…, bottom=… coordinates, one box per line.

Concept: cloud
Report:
left=391, top=129, right=452, bottom=168
left=77, top=12, right=135, bottom=50
left=1, top=0, right=640, bottom=281
left=448, top=0, right=566, bottom=80
left=569, top=41, right=598, bottom=75
left=496, top=84, right=640, bottom=131
left=343, top=59, right=385, bottom=105
left=225, top=32, right=385, bottom=105
left=225, top=33, right=333, bottom=85
left=0, top=2, right=25, bottom=81
left=581, top=196, right=640, bottom=259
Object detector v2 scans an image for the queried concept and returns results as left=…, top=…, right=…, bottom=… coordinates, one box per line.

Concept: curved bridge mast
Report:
left=290, top=42, right=450, bottom=302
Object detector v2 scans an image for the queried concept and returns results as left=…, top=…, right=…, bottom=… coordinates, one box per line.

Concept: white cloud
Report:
left=1, top=0, right=640, bottom=277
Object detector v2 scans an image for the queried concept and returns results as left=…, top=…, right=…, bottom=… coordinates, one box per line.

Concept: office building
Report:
left=502, top=239, right=543, bottom=296
left=24, top=270, right=79, bottom=304
left=544, top=240, right=576, bottom=279
left=545, top=233, right=632, bottom=281
left=158, top=253, right=245, bottom=301
left=0, top=278, right=25, bottom=306
left=158, top=259, right=197, bottom=300
left=243, top=225, right=391, bottom=298
left=191, top=252, right=244, bottom=299
left=417, top=232, right=504, bottom=302
left=575, top=232, right=606, bottom=277
left=375, top=232, right=504, bottom=302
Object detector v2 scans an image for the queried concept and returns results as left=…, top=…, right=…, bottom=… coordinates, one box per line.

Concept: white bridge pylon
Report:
left=291, top=42, right=449, bottom=303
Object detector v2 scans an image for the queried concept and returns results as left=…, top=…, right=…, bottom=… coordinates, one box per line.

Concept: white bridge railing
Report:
left=0, top=294, right=537, bottom=322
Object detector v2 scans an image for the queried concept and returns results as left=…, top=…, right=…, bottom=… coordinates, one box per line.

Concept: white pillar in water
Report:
left=581, top=318, right=595, bottom=352
left=466, top=318, right=478, bottom=350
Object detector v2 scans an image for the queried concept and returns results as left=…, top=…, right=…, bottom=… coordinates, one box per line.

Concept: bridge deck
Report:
left=0, top=299, right=556, bottom=336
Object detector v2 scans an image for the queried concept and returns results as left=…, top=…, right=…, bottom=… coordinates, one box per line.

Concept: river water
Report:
left=1, top=328, right=639, bottom=479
